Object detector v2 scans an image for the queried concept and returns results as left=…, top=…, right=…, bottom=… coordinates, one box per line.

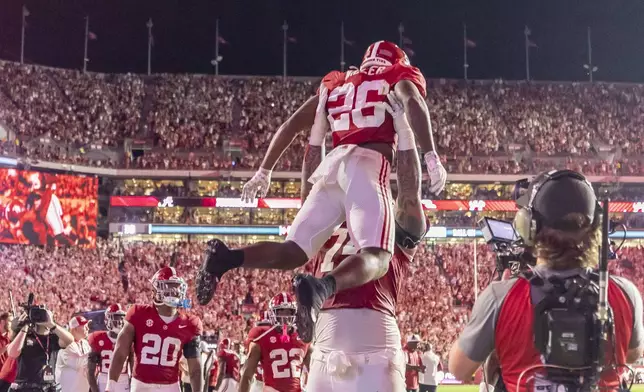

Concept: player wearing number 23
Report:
left=240, top=293, right=311, bottom=392
left=87, top=304, right=130, bottom=392
left=107, top=267, right=203, bottom=392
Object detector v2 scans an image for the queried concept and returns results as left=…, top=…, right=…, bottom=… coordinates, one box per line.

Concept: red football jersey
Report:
left=88, top=331, right=128, bottom=375
left=311, top=224, right=414, bottom=317
left=246, top=325, right=272, bottom=382
left=217, top=349, right=241, bottom=381
left=321, top=63, right=426, bottom=148
left=252, top=325, right=309, bottom=392
left=404, top=349, right=424, bottom=390
left=125, top=304, right=202, bottom=385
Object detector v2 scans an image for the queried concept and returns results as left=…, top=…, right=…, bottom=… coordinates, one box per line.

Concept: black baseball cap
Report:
left=515, top=170, right=597, bottom=231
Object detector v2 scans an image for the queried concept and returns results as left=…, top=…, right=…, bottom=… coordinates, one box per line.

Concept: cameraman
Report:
left=7, top=309, right=74, bottom=392
left=448, top=170, right=644, bottom=391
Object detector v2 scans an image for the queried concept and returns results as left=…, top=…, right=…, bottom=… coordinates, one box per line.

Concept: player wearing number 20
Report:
left=87, top=304, right=130, bottom=392
left=240, top=293, right=310, bottom=392
left=107, top=267, right=203, bottom=392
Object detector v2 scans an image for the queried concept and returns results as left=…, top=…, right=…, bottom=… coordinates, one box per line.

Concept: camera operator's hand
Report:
left=14, top=312, right=29, bottom=331
left=36, top=310, right=56, bottom=329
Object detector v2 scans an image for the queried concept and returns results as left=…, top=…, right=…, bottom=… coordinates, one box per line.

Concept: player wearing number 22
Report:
left=240, top=293, right=311, bottom=392
left=87, top=304, right=130, bottom=392
left=197, top=40, right=446, bottom=346
left=107, top=267, right=203, bottom=392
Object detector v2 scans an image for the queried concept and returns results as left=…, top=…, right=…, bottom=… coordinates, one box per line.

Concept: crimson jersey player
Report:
left=87, top=304, right=130, bottom=392
left=197, top=41, right=445, bottom=347
left=107, top=267, right=203, bottom=392
left=243, top=312, right=273, bottom=392
left=240, top=293, right=311, bottom=392
left=213, top=338, right=240, bottom=391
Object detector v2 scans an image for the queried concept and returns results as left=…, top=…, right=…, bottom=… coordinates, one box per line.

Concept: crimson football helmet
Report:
left=150, top=266, right=187, bottom=308
left=105, top=304, right=126, bottom=334
left=219, top=338, right=231, bottom=350
left=268, top=292, right=297, bottom=326
left=361, top=40, right=409, bottom=70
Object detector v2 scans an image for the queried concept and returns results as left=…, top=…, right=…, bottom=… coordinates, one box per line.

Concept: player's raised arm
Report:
left=239, top=342, right=261, bottom=392
left=300, top=86, right=329, bottom=201
left=394, top=80, right=447, bottom=195
left=385, top=92, right=427, bottom=242
left=107, top=322, right=134, bottom=390
left=241, top=95, right=319, bottom=203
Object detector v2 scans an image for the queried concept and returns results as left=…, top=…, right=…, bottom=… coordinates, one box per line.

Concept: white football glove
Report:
left=241, top=167, right=272, bottom=203
left=383, top=91, right=410, bottom=127
left=424, top=151, right=447, bottom=195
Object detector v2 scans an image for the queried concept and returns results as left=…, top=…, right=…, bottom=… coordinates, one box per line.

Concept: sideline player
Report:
left=107, top=267, right=203, bottom=392
left=240, top=293, right=310, bottom=392
left=213, top=338, right=240, bottom=391
left=243, top=311, right=273, bottom=392
left=197, top=41, right=445, bottom=342
left=88, top=304, right=130, bottom=392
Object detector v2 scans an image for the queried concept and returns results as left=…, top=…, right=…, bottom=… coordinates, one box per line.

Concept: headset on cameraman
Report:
left=503, top=170, right=625, bottom=392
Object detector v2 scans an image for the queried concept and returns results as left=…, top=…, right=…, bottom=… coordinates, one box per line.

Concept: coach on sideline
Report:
left=448, top=169, right=644, bottom=391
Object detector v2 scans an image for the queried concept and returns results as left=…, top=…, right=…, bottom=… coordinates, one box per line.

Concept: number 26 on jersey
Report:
left=327, top=80, right=390, bottom=132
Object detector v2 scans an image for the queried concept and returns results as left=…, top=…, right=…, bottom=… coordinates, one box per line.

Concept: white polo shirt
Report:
left=55, top=338, right=90, bottom=392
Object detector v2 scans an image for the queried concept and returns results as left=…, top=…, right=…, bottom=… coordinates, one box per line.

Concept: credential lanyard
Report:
left=33, top=333, right=51, bottom=363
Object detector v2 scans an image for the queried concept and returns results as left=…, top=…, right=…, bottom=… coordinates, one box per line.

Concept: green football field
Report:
left=439, top=385, right=644, bottom=392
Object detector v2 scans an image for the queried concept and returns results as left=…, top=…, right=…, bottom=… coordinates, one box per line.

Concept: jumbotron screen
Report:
left=0, top=169, right=98, bottom=246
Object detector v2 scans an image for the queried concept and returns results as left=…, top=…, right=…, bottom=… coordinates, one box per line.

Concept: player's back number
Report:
left=327, top=80, right=389, bottom=132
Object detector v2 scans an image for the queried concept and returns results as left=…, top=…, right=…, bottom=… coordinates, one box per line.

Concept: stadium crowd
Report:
left=1, top=61, right=644, bottom=174
left=0, top=239, right=639, bottom=362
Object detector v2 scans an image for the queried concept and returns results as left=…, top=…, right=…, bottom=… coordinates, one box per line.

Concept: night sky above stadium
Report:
left=1, top=0, right=643, bottom=82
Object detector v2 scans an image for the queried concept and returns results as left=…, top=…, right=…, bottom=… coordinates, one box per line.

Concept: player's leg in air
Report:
left=196, top=42, right=446, bottom=343
left=195, top=88, right=395, bottom=342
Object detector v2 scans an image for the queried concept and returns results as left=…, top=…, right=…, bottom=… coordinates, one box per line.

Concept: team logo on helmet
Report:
left=151, top=266, right=188, bottom=308
left=268, top=292, right=297, bottom=327
left=104, top=304, right=126, bottom=335
left=361, top=41, right=409, bottom=70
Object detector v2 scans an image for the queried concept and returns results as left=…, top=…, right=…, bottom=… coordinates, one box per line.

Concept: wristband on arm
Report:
left=397, top=125, right=416, bottom=151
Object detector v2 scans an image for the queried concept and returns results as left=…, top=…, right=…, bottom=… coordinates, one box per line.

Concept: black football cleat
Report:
left=292, top=274, right=332, bottom=343
left=195, top=239, right=240, bottom=305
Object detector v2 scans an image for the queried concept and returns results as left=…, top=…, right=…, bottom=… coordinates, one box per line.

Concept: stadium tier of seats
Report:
left=1, top=60, right=643, bottom=174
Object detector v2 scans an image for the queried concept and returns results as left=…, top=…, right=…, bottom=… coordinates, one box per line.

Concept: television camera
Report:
left=479, top=172, right=632, bottom=392
left=18, top=293, right=50, bottom=326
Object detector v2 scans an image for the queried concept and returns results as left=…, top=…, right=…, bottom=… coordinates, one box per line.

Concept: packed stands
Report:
left=1, top=61, right=643, bottom=174
left=0, top=239, right=638, bottom=361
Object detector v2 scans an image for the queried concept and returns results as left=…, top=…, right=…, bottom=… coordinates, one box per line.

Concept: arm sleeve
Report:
left=612, top=277, right=644, bottom=350
left=457, top=281, right=512, bottom=363
left=183, top=337, right=201, bottom=359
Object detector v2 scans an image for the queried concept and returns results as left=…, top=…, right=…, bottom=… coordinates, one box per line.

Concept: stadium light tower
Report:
left=583, top=27, right=597, bottom=82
